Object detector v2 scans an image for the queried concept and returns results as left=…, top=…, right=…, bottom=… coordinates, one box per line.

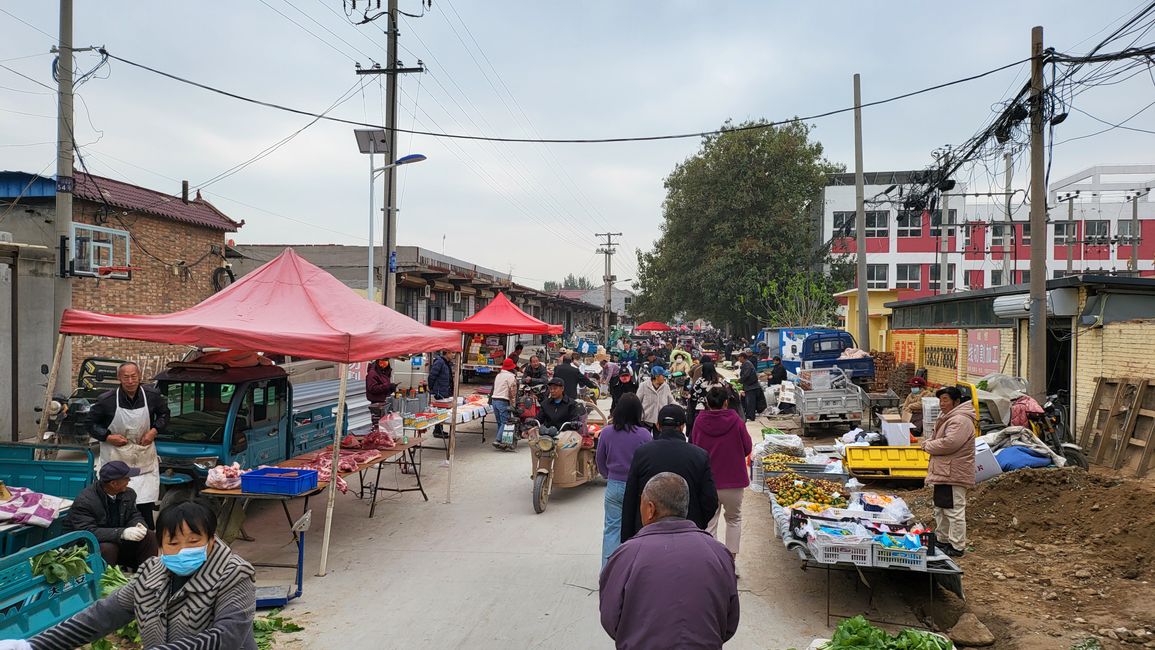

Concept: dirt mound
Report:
left=906, top=467, right=1155, bottom=649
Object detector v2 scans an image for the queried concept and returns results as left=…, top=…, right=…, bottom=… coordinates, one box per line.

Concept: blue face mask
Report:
left=911, top=387, right=922, bottom=394
left=161, top=545, right=208, bottom=576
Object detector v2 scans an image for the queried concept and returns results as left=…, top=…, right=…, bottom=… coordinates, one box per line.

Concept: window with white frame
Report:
left=866, top=264, right=888, bottom=289
left=895, top=264, right=921, bottom=289
left=832, top=212, right=854, bottom=237
left=929, top=209, right=959, bottom=237
left=1021, top=223, right=1031, bottom=245
left=1054, top=221, right=1076, bottom=244
left=1085, top=220, right=1109, bottom=243
left=896, top=211, right=922, bottom=238
left=833, top=210, right=889, bottom=238
left=929, top=264, right=956, bottom=291
left=989, top=224, right=1008, bottom=247
left=990, top=269, right=1004, bottom=286
left=1117, top=219, right=1139, bottom=243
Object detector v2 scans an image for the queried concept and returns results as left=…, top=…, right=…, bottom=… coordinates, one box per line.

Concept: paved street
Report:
left=235, top=413, right=916, bottom=649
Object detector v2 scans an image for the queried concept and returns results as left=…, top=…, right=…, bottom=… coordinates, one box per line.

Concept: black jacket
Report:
left=523, top=363, right=548, bottom=386
left=609, top=376, right=639, bottom=411
left=738, top=360, right=760, bottom=391
left=539, top=397, right=582, bottom=429
left=769, top=363, right=788, bottom=386
left=427, top=355, right=454, bottom=398
left=89, top=387, right=170, bottom=442
left=551, top=362, right=596, bottom=400
left=64, top=482, right=145, bottom=543
left=620, top=429, right=719, bottom=543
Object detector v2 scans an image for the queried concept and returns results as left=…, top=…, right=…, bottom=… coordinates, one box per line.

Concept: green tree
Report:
left=545, top=274, right=595, bottom=292
left=632, top=119, right=849, bottom=333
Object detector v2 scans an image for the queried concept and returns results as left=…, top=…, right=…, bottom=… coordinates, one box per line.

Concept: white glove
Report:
left=122, top=525, right=147, bottom=542
left=0, top=640, right=33, bottom=650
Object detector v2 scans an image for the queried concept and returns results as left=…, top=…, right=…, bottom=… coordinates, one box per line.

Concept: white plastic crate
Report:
left=807, top=537, right=874, bottom=567
left=872, top=545, right=928, bottom=570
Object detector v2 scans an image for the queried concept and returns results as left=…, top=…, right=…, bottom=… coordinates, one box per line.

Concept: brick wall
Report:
left=1074, top=317, right=1155, bottom=439
left=69, top=201, right=231, bottom=380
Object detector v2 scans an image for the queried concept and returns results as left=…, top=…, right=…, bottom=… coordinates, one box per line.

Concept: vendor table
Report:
left=419, top=399, right=495, bottom=458
left=287, top=436, right=429, bottom=515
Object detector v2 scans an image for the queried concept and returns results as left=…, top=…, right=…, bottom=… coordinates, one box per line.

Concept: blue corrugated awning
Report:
left=0, top=171, right=56, bottom=199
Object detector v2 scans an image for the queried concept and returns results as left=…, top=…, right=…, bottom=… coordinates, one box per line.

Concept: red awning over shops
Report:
left=59, top=248, right=461, bottom=362
left=429, top=292, right=563, bottom=335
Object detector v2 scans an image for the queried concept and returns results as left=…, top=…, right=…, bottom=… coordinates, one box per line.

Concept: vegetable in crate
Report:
left=30, top=544, right=92, bottom=584
left=822, top=615, right=952, bottom=650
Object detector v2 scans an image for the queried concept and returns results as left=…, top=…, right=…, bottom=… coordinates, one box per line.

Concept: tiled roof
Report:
left=73, top=172, right=241, bottom=232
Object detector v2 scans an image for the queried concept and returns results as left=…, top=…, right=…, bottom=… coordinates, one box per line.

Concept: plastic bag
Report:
left=763, top=433, right=805, bottom=457
left=206, top=463, right=243, bottom=490
left=382, top=412, right=404, bottom=437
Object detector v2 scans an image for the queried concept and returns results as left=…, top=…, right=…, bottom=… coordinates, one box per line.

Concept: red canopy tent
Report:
left=55, top=248, right=461, bottom=575
left=634, top=321, right=673, bottom=332
left=429, top=292, right=562, bottom=499
left=429, top=292, right=563, bottom=335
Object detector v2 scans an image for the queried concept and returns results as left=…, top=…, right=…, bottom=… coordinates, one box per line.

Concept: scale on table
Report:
left=254, top=510, right=311, bottom=609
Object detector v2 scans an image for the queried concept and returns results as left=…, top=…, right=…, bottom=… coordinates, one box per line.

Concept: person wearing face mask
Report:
left=902, top=376, right=928, bottom=436
left=14, top=499, right=256, bottom=650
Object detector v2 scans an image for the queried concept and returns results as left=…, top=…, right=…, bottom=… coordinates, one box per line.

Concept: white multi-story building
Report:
left=818, top=165, right=1155, bottom=298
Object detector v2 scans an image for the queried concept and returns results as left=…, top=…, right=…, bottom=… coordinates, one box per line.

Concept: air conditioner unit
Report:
left=423, top=285, right=432, bottom=298
left=451, top=290, right=462, bottom=304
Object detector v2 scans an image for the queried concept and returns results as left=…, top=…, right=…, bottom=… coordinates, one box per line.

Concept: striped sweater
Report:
left=31, top=539, right=256, bottom=650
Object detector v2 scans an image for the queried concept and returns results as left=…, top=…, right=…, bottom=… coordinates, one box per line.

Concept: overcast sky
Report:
left=3, top=1, right=1153, bottom=288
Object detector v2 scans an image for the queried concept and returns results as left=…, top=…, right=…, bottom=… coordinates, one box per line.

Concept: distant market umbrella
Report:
left=634, top=321, right=673, bottom=332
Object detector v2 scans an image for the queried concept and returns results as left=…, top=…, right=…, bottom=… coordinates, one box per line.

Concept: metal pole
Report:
left=53, top=0, right=74, bottom=393
left=603, top=249, right=612, bottom=345
left=1131, top=194, right=1140, bottom=272
left=1027, top=25, right=1047, bottom=400
left=853, top=74, right=870, bottom=349
left=939, top=192, right=949, bottom=294
left=1004, top=151, right=1013, bottom=283
left=318, top=363, right=349, bottom=576
left=383, top=0, right=400, bottom=310
left=367, top=149, right=376, bottom=301
left=1067, top=197, right=1074, bottom=274
left=446, top=348, right=464, bottom=504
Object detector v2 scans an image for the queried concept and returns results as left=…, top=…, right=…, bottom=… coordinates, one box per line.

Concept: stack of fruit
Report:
left=761, top=453, right=800, bottom=472
left=765, top=475, right=847, bottom=508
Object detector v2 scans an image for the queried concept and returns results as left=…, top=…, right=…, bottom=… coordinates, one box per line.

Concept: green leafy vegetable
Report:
left=823, top=616, right=951, bottom=650
left=30, top=545, right=92, bottom=584
left=253, top=609, right=304, bottom=650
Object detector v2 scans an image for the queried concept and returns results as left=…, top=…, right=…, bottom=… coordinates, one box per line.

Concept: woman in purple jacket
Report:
left=691, top=386, right=752, bottom=562
left=595, top=393, right=652, bottom=567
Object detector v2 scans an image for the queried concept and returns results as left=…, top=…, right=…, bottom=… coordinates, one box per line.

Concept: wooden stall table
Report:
left=287, top=438, right=428, bottom=517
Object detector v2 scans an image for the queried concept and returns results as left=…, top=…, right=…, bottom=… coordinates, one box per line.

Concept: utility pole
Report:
left=596, top=232, right=622, bottom=346
left=1028, top=25, right=1047, bottom=400
left=1131, top=192, right=1144, bottom=272
left=1066, top=194, right=1075, bottom=274
left=354, top=0, right=423, bottom=309
left=1003, top=150, right=1013, bottom=283
left=53, top=0, right=75, bottom=392
left=852, top=74, right=870, bottom=349
left=939, top=191, right=950, bottom=295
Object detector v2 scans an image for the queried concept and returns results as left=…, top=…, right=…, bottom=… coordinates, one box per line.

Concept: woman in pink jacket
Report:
left=691, top=386, right=753, bottom=562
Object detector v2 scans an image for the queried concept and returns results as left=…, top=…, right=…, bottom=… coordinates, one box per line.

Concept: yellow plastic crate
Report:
left=845, top=446, right=929, bottom=478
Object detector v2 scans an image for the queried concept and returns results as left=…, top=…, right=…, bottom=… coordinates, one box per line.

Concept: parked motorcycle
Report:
left=1028, top=389, right=1088, bottom=469
left=35, top=358, right=123, bottom=459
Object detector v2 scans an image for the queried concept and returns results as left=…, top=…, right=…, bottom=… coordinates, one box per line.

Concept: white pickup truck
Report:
left=794, top=367, right=868, bottom=436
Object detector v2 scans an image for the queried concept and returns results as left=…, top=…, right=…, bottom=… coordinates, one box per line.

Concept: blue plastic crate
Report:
left=241, top=467, right=319, bottom=495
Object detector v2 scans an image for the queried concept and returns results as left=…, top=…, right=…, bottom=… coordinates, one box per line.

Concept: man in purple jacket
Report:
left=600, top=472, right=740, bottom=649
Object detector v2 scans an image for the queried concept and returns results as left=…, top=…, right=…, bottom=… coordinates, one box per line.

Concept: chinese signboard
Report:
left=967, top=329, right=1002, bottom=377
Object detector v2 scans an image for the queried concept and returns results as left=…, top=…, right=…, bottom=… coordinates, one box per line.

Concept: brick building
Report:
left=0, top=171, right=241, bottom=439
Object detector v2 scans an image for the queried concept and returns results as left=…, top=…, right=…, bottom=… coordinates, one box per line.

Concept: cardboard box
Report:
left=881, top=421, right=915, bottom=447
left=799, top=369, right=833, bottom=390
left=879, top=413, right=903, bottom=424
left=974, top=440, right=1002, bottom=483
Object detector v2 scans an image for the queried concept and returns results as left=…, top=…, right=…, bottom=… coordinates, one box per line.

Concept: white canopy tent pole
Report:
left=317, top=362, right=349, bottom=576
left=445, top=347, right=463, bottom=503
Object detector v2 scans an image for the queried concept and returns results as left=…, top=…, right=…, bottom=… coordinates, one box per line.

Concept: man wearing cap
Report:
left=620, top=404, right=718, bottom=543
left=64, top=461, right=158, bottom=570
left=637, top=366, right=676, bottom=433
left=491, top=358, right=519, bottom=450
left=538, top=377, right=582, bottom=436
left=551, top=355, right=597, bottom=401
left=609, top=368, right=639, bottom=413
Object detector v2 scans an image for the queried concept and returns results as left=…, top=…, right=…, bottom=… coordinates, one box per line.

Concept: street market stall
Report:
left=53, top=248, right=461, bottom=576
left=633, top=321, right=673, bottom=332
left=431, top=292, right=563, bottom=502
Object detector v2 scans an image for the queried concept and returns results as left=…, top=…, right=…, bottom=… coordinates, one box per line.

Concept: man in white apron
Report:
left=89, top=362, right=168, bottom=528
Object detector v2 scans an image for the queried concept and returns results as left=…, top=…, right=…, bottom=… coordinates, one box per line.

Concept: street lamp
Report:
left=354, top=129, right=427, bottom=305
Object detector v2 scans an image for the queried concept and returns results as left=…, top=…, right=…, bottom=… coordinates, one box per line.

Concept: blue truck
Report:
left=794, top=330, right=875, bottom=383
left=155, top=361, right=343, bottom=489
